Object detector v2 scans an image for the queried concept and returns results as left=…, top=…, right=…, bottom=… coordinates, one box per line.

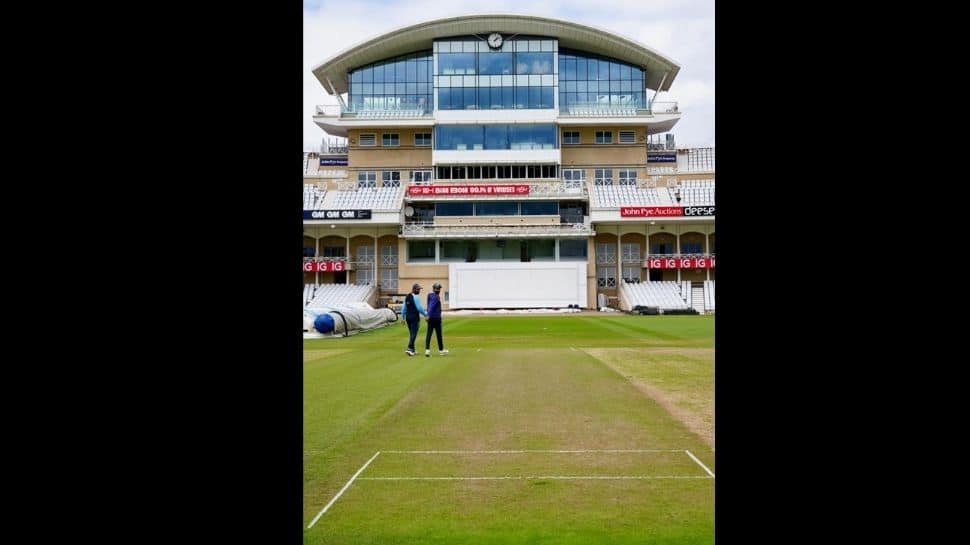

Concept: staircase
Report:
left=691, top=284, right=705, bottom=313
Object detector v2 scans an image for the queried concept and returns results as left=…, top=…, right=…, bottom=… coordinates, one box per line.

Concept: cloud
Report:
left=304, top=0, right=713, bottom=150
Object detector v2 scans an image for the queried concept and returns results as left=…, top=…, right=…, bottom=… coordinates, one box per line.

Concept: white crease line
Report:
left=381, top=449, right=683, bottom=454
left=359, top=475, right=712, bottom=480
left=685, top=450, right=715, bottom=479
left=307, top=451, right=381, bottom=529
left=570, top=347, right=577, bottom=351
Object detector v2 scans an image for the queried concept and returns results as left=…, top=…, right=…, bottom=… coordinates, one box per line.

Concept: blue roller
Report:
left=313, top=313, right=335, bottom=333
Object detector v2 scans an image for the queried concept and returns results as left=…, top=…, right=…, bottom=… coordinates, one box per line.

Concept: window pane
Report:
left=484, top=125, right=508, bottom=149
left=540, top=87, right=553, bottom=108
left=436, top=202, right=474, bottom=215
left=560, top=239, right=587, bottom=258
left=516, top=52, right=553, bottom=74
left=408, top=240, right=436, bottom=261
left=479, top=53, right=513, bottom=75
left=438, top=53, right=477, bottom=75
left=521, top=201, right=558, bottom=215
left=476, top=202, right=518, bottom=215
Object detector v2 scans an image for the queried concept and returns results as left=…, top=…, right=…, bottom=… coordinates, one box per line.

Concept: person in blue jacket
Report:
left=401, top=283, right=427, bottom=356
left=424, top=282, right=448, bottom=357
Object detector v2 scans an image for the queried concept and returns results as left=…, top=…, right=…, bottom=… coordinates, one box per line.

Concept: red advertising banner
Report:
left=644, top=257, right=716, bottom=269
left=302, top=260, right=347, bottom=272
left=408, top=184, right=530, bottom=196
left=621, top=206, right=684, bottom=217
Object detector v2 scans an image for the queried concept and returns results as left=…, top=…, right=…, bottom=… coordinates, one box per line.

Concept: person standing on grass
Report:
left=401, top=283, right=427, bottom=356
left=424, top=282, right=448, bottom=357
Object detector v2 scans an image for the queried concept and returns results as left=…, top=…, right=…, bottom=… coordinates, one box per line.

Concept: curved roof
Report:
left=312, top=13, right=680, bottom=95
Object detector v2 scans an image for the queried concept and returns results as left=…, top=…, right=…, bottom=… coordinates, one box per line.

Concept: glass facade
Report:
left=346, top=41, right=649, bottom=114
left=434, top=124, right=557, bottom=150
left=559, top=49, right=645, bottom=110
left=435, top=36, right=557, bottom=110
left=348, top=51, right=433, bottom=113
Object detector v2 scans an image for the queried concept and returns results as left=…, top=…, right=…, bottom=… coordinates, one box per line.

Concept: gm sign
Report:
left=303, top=209, right=372, bottom=220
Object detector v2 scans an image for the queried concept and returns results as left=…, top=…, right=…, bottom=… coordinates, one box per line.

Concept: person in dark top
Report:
left=400, top=283, right=427, bottom=356
left=424, top=282, right=448, bottom=357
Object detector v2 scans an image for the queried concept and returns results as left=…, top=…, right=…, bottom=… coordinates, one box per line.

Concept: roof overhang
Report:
left=312, top=13, right=680, bottom=95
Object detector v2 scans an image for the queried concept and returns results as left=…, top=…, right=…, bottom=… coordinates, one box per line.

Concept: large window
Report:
left=414, top=133, right=432, bottom=146
left=356, top=245, right=375, bottom=265
left=438, top=53, right=477, bottom=75
left=434, top=125, right=557, bottom=150
left=597, top=267, right=617, bottom=288
left=381, top=244, right=398, bottom=266
left=563, top=169, right=584, bottom=189
left=621, top=243, right=640, bottom=262
left=356, top=268, right=374, bottom=285
left=407, top=240, right=436, bottom=262
left=594, top=169, right=612, bottom=185
left=410, top=170, right=433, bottom=183
left=523, top=239, right=555, bottom=261
left=435, top=202, right=474, bottom=216
left=440, top=240, right=477, bottom=262
left=596, top=243, right=616, bottom=265
left=348, top=51, right=433, bottom=113
left=515, top=52, right=554, bottom=74
left=435, top=37, right=556, bottom=111
left=479, top=53, right=514, bottom=75
left=559, top=50, right=645, bottom=110
left=618, top=169, right=637, bottom=185
left=357, top=171, right=376, bottom=188
left=559, top=239, right=588, bottom=260
left=521, top=201, right=558, bottom=215
left=380, top=268, right=398, bottom=289
left=382, top=171, right=400, bottom=187
left=476, top=202, right=519, bottom=216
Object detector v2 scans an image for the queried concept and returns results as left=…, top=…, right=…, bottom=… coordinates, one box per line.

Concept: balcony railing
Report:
left=559, top=101, right=678, bottom=117
left=316, top=102, right=678, bottom=118
left=315, top=104, right=432, bottom=119
left=402, top=221, right=594, bottom=238
left=649, top=101, right=679, bottom=114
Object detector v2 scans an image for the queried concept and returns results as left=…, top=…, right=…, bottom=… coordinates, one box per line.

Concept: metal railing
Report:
left=317, top=101, right=678, bottom=118
left=648, top=101, right=679, bottom=114
left=402, top=221, right=594, bottom=238
left=559, top=101, right=678, bottom=117
left=315, top=104, right=432, bottom=118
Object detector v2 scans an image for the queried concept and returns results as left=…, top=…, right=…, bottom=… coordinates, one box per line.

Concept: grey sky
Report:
left=303, top=0, right=714, bottom=151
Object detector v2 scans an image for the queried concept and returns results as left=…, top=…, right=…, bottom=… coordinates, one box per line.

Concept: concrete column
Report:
left=616, top=229, right=621, bottom=288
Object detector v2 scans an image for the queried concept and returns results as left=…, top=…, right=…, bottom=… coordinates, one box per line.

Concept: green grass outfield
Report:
left=304, top=313, right=714, bottom=544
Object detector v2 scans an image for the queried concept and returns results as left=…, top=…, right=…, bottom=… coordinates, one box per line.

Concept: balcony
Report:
left=402, top=218, right=594, bottom=238
left=315, top=104, right=432, bottom=119
left=558, top=101, right=678, bottom=118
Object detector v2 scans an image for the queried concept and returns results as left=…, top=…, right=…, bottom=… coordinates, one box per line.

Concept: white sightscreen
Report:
left=448, top=262, right=587, bottom=308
